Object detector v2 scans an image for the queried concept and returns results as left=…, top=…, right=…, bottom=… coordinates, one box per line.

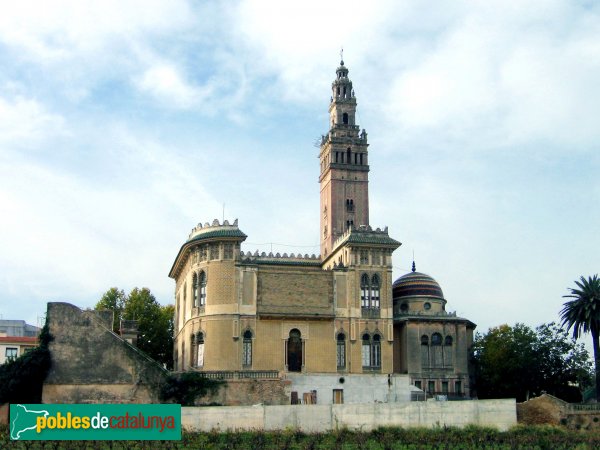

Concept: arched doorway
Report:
left=287, top=329, right=302, bottom=372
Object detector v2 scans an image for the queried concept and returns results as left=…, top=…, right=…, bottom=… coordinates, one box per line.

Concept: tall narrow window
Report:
left=287, top=329, right=302, bottom=372
left=199, top=271, right=207, bottom=306
left=371, top=275, right=380, bottom=308
left=190, top=334, right=196, bottom=367
left=444, top=335, right=453, bottom=367
left=182, top=286, right=187, bottom=324
left=192, top=273, right=198, bottom=307
left=209, top=244, right=219, bottom=260
left=455, top=380, right=462, bottom=395
left=181, top=341, right=185, bottom=371
left=196, top=332, right=205, bottom=367
left=431, top=333, right=443, bottom=368
left=371, top=334, right=381, bottom=368
left=421, top=335, right=430, bottom=368
left=342, top=112, right=348, bottom=124
left=336, top=333, right=346, bottom=369
left=223, top=243, right=233, bottom=259
left=346, top=149, right=351, bottom=163
left=428, top=380, right=435, bottom=394
left=242, top=330, right=252, bottom=367
left=361, top=333, right=371, bottom=368
left=360, top=274, right=370, bottom=308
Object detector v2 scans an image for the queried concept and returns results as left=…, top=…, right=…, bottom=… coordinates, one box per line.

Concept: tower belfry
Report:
left=319, top=60, right=370, bottom=257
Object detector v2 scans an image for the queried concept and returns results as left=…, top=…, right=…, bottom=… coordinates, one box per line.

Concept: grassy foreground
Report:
left=2, top=424, right=600, bottom=449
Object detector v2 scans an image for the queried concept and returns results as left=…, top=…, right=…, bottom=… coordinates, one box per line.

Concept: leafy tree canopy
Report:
left=472, top=322, right=592, bottom=402
left=95, top=287, right=174, bottom=370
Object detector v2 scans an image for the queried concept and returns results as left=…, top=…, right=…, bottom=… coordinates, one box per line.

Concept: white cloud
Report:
left=0, top=0, right=193, bottom=61
left=135, top=63, right=214, bottom=109
left=0, top=95, right=66, bottom=145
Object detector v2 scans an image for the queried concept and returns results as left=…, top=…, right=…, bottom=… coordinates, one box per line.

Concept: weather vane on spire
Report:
left=340, top=47, right=344, bottom=64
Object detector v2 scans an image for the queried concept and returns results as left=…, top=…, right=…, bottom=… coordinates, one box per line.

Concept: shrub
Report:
left=159, top=372, right=223, bottom=406
left=0, top=321, right=53, bottom=404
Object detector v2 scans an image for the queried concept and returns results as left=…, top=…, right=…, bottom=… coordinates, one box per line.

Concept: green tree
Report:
left=560, top=274, right=600, bottom=402
left=95, top=287, right=174, bottom=369
left=95, top=287, right=126, bottom=333
left=472, top=322, right=592, bottom=402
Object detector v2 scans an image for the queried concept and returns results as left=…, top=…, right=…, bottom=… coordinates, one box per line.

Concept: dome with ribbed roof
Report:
left=393, top=270, right=444, bottom=300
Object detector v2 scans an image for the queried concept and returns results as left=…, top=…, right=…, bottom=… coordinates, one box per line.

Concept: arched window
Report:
left=342, top=112, right=348, bottom=124
left=361, top=333, right=371, bottom=368
left=431, top=333, right=442, bottom=345
left=196, top=332, right=205, bottom=368
left=190, top=334, right=196, bottom=367
left=199, top=271, right=207, bottom=306
left=346, top=148, right=351, bottom=163
left=243, top=330, right=253, bottom=367
left=360, top=274, right=370, bottom=308
left=370, top=275, right=380, bottom=308
left=445, top=336, right=453, bottom=346
left=192, top=273, right=198, bottom=308
left=361, top=333, right=382, bottom=370
left=336, top=333, right=346, bottom=369
left=372, top=334, right=381, bottom=368
left=287, top=329, right=302, bottom=372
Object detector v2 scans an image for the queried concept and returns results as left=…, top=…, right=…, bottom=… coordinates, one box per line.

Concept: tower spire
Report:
left=319, top=59, right=370, bottom=257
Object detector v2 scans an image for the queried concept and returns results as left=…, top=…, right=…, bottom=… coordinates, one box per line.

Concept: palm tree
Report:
left=560, top=274, right=600, bottom=402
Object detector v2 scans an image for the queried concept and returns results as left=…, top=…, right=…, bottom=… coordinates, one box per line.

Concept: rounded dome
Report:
left=393, top=271, right=444, bottom=300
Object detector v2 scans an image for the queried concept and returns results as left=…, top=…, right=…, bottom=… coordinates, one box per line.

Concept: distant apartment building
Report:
left=0, top=320, right=40, bottom=364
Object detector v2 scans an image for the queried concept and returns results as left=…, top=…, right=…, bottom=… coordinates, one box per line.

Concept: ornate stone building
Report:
left=169, top=60, right=476, bottom=402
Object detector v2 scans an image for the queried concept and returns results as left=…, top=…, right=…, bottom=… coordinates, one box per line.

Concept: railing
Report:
left=569, top=403, right=600, bottom=411
left=361, top=307, right=380, bottom=319
left=195, top=370, right=280, bottom=380
left=411, top=391, right=468, bottom=401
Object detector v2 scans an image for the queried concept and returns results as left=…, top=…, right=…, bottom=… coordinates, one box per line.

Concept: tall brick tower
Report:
left=319, top=59, right=370, bottom=258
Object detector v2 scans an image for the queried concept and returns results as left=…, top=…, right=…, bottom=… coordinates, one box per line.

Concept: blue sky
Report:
left=1, top=1, right=599, bottom=338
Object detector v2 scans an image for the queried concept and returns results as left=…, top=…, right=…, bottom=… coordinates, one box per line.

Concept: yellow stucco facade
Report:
left=169, top=60, right=475, bottom=398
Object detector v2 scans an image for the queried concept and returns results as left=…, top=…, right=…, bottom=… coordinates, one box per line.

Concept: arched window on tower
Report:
left=343, top=112, right=348, bottom=124
left=242, top=330, right=253, bottom=367
left=346, top=148, right=351, bottom=163
left=192, top=273, right=198, bottom=308
left=371, top=275, right=380, bottom=308
left=336, top=333, right=346, bottom=369
left=361, top=274, right=370, bottom=308
left=199, top=271, right=207, bottom=306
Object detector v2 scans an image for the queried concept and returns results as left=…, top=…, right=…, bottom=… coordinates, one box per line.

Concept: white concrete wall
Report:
left=182, top=399, right=517, bottom=432
left=285, top=373, right=420, bottom=404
